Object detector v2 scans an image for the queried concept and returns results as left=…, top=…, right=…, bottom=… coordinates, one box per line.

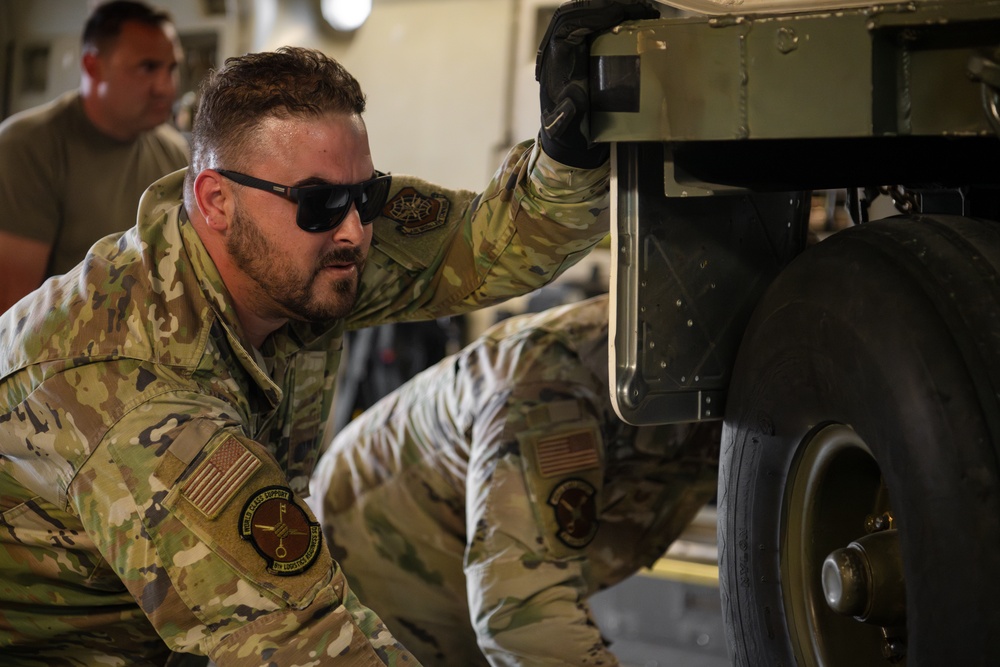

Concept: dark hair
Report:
left=185, top=47, right=367, bottom=197
left=82, top=1, right=173, bottom=53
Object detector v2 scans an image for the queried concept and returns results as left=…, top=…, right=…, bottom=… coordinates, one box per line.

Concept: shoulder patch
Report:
left=548, top=478, right=599, bottom=548
left=240, top=486, right=322, bottom=576
left=382, top=186, right=450, bottom=235
left=182, top=436, right=261, bottom=518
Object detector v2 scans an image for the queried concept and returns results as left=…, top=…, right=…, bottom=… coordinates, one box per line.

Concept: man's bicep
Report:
left=0, top=231, right=50, bottom=312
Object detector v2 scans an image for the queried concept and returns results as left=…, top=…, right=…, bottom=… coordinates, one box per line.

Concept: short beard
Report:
left=227, top=201, right=364, bottom=323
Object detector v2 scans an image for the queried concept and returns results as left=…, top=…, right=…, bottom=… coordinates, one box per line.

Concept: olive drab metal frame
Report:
left=596, top=0, right=1000, bottom=425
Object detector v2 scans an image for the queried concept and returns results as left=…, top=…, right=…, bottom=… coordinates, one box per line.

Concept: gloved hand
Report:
left=535, top=0, right=660, bottom=168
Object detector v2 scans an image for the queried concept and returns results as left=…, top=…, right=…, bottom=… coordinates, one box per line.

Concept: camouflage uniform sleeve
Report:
left=348, top=139, right=609, bottom=327
left=464, top=339, right=618, bottom=667
left=71, top=385, right=420, bottom=666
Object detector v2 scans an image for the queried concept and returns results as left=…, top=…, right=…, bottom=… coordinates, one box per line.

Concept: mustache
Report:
left=319, top=246, right=364, bottom=268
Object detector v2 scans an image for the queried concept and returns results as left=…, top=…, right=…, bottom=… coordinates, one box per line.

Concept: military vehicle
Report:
left=594, top=1, right=1000, bottom=664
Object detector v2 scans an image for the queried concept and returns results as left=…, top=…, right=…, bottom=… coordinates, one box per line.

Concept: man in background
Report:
left=310, top=294, right=721, bottom=666
left=0, top=0, right=188, bottom=312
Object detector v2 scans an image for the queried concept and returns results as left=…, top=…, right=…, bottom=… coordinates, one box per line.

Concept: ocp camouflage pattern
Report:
left=0, top=139, right=610, bottom=665
left=309, top=294, right=721, bottom=667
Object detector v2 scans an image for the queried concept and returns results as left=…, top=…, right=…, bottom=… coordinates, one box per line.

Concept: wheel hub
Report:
left=822, top=528, right=906, bottom=626
left=783, top=423, right=908, bottom=666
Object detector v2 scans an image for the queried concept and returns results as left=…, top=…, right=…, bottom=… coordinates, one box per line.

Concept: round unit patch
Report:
left=240, top=486, right=322, bottom=576
left=382, top=186, right=450, bottom=235
left=548, top=478, right=599, bottom=548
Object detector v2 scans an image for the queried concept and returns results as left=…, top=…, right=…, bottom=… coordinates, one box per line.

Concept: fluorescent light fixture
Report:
left=321, top=0, right=372, bottom=31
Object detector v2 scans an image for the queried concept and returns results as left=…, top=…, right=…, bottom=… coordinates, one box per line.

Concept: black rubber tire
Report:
left=718, top=214, right=1000, bottom=666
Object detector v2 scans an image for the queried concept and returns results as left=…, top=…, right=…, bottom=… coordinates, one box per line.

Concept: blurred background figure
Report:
left=0, top=0, right=188, bottom=313
left=310, top=294, right=721, bottom=667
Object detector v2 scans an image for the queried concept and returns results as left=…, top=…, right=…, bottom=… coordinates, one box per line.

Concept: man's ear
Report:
left=81, top=50, right=101, bottom=82
left=194, top=169, right=232, bottom=232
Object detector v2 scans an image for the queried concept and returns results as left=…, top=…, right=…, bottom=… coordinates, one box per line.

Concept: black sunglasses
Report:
left=217, top=169, right=393, bottom=233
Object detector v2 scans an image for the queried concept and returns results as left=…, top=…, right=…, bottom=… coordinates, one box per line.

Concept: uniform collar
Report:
left=144, top=172, right=282, bottom=407
left=167, top=177, right=342, bottom=405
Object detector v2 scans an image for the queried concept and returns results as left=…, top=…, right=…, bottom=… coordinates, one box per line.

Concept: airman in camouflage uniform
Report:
left=309, top=294, right=721, bottom=667
left=0, top=42, right=613, bottom=665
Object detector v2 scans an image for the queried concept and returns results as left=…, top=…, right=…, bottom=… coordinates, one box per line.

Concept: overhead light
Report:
left=321, top=0, right=372, bottom=32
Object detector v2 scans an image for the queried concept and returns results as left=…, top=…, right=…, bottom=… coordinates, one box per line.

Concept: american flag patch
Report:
left=536, top=428, right=600, bottom=478
left=183, top=437, right=261, bottom=518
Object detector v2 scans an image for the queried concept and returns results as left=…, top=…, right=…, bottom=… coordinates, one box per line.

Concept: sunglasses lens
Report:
left=294, top=174, right=392, bottom=232
left=357, top=176, right=392, bottom=223
left=297, top=187, right=350, bottom=232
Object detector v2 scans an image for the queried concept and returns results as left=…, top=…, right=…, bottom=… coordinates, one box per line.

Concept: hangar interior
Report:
left=8, top=0, right=1000, bottom=663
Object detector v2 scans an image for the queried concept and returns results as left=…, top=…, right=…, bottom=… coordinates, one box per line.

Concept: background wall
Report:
left=0, top=0, right=554, bottom=191
left=246, top=0, right=533, bottom=190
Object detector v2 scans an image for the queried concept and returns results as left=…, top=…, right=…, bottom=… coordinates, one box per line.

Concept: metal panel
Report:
left=592, top=1, right=1000, bottom=143
left=610, top=143, right=808, bottom=425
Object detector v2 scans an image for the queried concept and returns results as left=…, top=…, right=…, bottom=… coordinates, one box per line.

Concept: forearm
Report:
left=452, top=140, right=610, bottom=305
left=465, top=445, right=615, bottom=667
left=465, top=558, right=616, bottom=667
left=348, top=139, right=609, bottom=327
left=207, top=575, right=408, bottom=666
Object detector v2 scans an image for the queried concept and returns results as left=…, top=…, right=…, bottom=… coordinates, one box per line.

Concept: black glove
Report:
left=535, top=0, right=660, bottom=168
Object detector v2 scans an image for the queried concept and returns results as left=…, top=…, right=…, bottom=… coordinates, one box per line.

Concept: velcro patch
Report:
left=548, top=478, right=598, bottom=548
left=535, top=427, right=601, bottom=478
left=382, top=186, right=450, bottom=235
left=240, top=486, right=322, bottom=576
left=182, top=436, right=261, bottom=519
